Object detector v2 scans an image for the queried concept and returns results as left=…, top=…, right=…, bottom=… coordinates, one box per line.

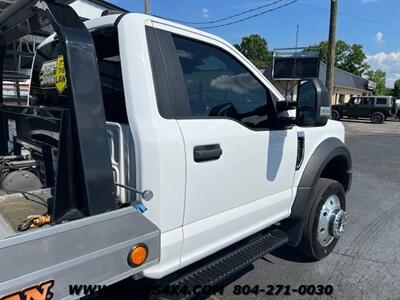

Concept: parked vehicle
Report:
left=396, top=99, right=400, bottom=119
left=331, top=95, right=396, bottom=124
left=0, top=1, right=352, bottom=299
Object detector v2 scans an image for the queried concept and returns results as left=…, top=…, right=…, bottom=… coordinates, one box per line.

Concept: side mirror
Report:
left=296, top=78, right=331, bottom=127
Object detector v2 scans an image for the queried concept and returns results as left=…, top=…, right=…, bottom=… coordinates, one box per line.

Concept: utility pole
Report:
left=293, top=24, right=299, bottom=78
left=292, top=24, right=299, bottom=100
left=144, top=0, right=149, bottom=14
left=326, top=0, right=338, bottom=105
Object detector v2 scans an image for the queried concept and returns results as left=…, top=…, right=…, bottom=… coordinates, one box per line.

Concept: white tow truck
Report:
left=0, top=1, right=352, bottom=299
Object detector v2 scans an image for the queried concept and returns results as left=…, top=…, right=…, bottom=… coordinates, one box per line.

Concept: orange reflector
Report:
left=128, top=244, right=148, bottom=267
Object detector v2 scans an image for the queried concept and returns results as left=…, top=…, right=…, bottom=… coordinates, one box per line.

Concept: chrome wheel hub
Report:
left=317, top=195, right=346, bottom=247
left=331, top=209, right=346, bottom=238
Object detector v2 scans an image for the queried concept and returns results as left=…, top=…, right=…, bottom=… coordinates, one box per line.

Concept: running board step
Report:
left=157, top=229, right=288, bottom=299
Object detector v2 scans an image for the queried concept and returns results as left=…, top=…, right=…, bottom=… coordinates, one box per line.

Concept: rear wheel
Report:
left=371, top=112, right=384, bottom=124
left=297, top=178, right=346, bottom=261
left=397, top=111, right=400, bottom=121
left=331, top=110, right=341, bottom=120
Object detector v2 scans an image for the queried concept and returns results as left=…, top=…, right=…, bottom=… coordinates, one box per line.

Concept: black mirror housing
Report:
left=296, top=78, right=331, bottom=127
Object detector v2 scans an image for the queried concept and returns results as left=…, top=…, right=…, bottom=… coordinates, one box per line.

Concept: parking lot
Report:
left=95, top=118, right=400, bottom=300
left=221, top=118, right=400, bottom=299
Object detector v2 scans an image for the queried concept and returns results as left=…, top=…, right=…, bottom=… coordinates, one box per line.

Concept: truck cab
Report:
left=82, top=12, right=351, bottom=277
left=0, top=2, right=352, bottom=299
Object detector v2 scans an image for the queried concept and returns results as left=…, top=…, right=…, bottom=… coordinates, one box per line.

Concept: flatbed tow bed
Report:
left=0, top=1, right=160, bottom=299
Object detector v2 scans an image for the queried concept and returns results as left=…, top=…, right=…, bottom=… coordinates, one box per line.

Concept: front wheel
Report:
left=297, top=178, right=346, bottom=261
left=331, top=110, right=341, bottom=120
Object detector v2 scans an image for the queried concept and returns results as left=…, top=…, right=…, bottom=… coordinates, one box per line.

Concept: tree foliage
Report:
left=366, top=69, right=388, bottom=96
left=392, top=79, right=400, bottom=98
left=234, top=34, right=272, bottom=69
left=310, top=40, right=369, bottom=77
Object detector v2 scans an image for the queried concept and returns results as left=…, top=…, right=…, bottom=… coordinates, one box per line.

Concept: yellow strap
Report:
left=29, top=215, right=52, bottom=228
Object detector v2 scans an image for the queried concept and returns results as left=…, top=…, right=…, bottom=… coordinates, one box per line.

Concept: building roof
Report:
left=318, top=62, right=370, bottom=92
left=263, top=60, right=373, bottom=92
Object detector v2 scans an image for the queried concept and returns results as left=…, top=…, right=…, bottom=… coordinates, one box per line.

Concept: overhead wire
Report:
left=155, top=0, right=298, bottom=29
left=159, top=0, right=286, bottom=25
left=298, top=2, right=400, bottom=29
left=197, top=0, right=298, bottom=29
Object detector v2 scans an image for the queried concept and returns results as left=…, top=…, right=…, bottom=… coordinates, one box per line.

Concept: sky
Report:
left=108, top=0, right=400, bottom=88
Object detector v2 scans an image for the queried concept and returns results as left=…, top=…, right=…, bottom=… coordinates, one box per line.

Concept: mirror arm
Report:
left=287, top=100, right=297, bottom=109
left=278, top=116, right=296, bottom=127
left=276, top=100, right=297, bottom=112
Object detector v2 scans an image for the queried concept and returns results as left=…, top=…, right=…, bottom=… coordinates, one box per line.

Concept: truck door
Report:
left=149, top=24, right=297, bottom=266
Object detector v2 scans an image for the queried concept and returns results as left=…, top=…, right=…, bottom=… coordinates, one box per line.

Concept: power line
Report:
left=167, top=0, right=286, bottom=25
left=198, top=0, right=299, bottom=29
left=299, top=2, right=400, bottom=29
left=155, top=0, right=297, bottom=29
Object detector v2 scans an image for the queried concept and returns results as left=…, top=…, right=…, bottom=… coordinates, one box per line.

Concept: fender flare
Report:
left=284, top=137, right=352, bottom=246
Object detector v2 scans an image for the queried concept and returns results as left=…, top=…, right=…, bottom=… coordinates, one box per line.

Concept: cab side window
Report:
left=172, top=36, right=273, bottom=129
left=376, top=98, right=387, bottom=105
left=92, top=27, right=128, bottom=124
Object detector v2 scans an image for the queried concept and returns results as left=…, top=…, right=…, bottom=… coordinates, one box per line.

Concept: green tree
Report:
left=392, top=79, right=400, bottom=98
left=234, top=34, right=272, bottom=69
left=317, top=40, right=349, bottom=67
left=366, top=69, right=388, bottom=96
left=341, top=44, right=370, bottom=76
left=309, top=40, right=369, bottom=77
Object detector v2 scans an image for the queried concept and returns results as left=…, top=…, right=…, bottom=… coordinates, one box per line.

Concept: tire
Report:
left=297, top=178, right=346, bottom=261
left=331, top=110, right=341, bottom=120
left=397, top=111, right=400, bottom=121
left=371, top=112, right=384, bottom=124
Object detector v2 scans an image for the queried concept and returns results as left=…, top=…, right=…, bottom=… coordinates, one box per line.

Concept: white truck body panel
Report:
left=118, top=15, right=186, bottom=233
left=293, top=120, right=345, bottom=188
left=180, top=189, right=292, bottom=268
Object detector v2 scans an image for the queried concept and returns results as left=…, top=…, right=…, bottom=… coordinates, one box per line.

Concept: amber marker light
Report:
left=128, top=244, right=148, bottom=267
